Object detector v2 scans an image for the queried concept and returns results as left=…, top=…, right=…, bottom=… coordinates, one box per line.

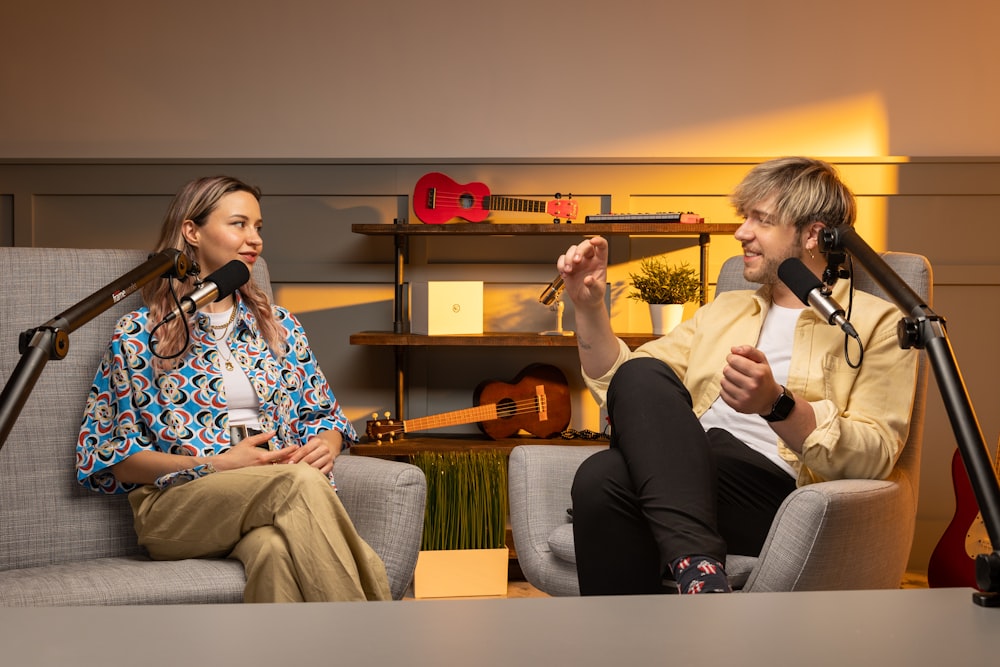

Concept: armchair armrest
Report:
left=508, top=445, right=606, bottom=596
left=333, top=454, right=427, bottom=600
left=744, top=476, right=917, bottom=592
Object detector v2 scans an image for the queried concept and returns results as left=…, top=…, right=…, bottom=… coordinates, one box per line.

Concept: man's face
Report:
left=733, top=194, right=806, bottom=285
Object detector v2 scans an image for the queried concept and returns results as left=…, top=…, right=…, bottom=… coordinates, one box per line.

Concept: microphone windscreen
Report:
left=207, top=260, right=251, bottom=301
left=777, top=257, right=822, bottom=306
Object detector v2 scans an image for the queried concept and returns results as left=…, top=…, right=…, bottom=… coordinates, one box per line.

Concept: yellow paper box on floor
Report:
left=413, top=548, right=509, bottom=599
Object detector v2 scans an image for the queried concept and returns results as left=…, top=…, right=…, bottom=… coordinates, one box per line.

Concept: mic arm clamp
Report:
left=819, top=235, right=850, bottom=289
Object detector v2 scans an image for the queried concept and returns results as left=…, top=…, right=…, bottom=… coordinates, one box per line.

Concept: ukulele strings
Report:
left=427, top=192, right=537, bottom=205
left=492, top=396, right=548, bottom=418
left=385, top=397, right=547, bottom=434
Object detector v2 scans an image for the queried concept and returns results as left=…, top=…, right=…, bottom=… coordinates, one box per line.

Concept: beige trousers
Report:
left=128, top=464, right=391, bottom=603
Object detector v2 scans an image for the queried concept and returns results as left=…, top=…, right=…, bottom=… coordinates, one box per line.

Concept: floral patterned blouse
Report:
left=76, top=295, right=357, bottom=495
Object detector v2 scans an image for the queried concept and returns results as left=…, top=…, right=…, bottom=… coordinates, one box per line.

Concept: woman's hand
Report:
left=210, top=431, right=294, bottom=471
left=284, top=430, right=342, bottom=476
left=200, top=429, right=344, bottom=476
left=210, top=430, right=342, bottom=476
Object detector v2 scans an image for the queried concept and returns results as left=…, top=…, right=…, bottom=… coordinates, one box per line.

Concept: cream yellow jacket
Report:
left=583, top=280, right=918, bottom=487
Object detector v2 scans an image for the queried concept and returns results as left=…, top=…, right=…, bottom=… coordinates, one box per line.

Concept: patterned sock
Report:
left=670, top=555, right=732, bottom=594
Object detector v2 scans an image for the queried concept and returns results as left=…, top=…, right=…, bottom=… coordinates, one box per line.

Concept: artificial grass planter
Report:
left=410, top=450, right=509, bottom=597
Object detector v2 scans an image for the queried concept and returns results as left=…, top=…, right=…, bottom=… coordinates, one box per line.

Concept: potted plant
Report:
left=409, top=450, right=509, bottom=598
left=627, top=257, right=701, bottom=334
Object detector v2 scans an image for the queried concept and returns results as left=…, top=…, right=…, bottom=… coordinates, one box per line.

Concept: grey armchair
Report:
left=509, top=252, right=931, bottom=595
left=0, top=247, right=426, bottom=604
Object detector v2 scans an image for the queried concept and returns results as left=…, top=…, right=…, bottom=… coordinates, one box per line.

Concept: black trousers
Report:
left=571, top=357, right=797, bottom=595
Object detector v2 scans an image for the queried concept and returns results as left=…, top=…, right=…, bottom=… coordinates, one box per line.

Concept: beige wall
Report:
left=1, top=1, right=999, bottom=158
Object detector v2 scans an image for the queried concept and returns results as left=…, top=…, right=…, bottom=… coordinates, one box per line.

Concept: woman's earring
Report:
left=189, top=261, right=204, bottom=287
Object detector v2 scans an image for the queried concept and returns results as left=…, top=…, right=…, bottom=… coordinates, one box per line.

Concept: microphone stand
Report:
left=820, top=227, right=1000, bottom=607
left=538, top=276, right=573, bottom=336
left=0, top=250, right=190, bottom=451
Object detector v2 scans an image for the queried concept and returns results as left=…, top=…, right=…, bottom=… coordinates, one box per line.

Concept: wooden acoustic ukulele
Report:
left=366, top=364, right=571, bottom=442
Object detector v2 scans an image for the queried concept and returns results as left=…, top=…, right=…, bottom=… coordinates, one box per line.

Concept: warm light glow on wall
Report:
left=839, top=161, right=902, bottom=254
left=274, top=285, right=388, bottom=314
left=588, top=93, right=891, bottom=158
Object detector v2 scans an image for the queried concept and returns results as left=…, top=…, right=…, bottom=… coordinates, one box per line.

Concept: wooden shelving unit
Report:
left=350, top=221, right=740, bottom=421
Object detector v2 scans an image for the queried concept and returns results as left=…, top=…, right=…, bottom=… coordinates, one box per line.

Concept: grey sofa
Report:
left=509, top=252, right=931, bottom=595
left=0, top=247, right=426, bottom=604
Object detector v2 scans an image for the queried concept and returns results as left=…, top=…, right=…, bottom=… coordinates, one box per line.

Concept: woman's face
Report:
left=182, top=190, right=263, bottom=277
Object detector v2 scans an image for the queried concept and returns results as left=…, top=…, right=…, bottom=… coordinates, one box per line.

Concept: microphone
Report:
left=538, top=275, right=565, bottom=306
left=161, top=260, right=251, bottom=325
left=778, top=257, right=859, bottom=338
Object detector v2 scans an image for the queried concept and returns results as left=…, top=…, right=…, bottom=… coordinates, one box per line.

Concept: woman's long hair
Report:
left=143, top=175, right=285, bottom=372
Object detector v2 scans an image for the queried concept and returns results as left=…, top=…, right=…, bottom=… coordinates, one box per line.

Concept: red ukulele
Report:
left=412, top=172, right=578, bottom=224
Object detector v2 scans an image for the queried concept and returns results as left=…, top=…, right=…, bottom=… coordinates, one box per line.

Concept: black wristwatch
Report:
left=762, top=385, right=795, bottom=422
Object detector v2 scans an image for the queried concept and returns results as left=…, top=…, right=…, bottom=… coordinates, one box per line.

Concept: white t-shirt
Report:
left=698, top=304, right=801, bottom=477
left=206, top=309, right=260, bottom=428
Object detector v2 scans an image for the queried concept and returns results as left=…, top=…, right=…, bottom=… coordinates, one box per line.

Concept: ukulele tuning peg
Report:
left=371, top=412, right=378, bottom=419
left=384, top=411, right=391, bottom=419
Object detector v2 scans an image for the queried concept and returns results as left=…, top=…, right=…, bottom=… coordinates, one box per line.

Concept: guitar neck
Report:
left=484, top=195, right=548, bottom=214
left=402, top=404, right=500, bottom=434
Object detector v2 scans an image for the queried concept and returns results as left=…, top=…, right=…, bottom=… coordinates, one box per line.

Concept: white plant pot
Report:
left=649, top=303, right=684, bottom=335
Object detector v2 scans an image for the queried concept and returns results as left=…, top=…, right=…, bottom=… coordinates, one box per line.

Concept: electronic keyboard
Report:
left=584, top=212, right=704, bottom=224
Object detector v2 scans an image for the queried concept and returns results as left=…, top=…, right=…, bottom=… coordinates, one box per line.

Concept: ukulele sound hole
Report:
left=458, top=192, right=474, bottom=209
left=496, top=397, right=516, bottom=419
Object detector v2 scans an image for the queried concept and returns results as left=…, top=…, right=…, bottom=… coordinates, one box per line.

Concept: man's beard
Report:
left=744, top=249, right=801, bottom=285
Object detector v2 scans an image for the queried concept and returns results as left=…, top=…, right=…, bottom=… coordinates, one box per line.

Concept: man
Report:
left=557, top=157, right=917, bottom=595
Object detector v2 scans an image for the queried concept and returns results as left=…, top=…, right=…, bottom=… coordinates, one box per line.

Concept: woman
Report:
left=76, top=175, right=390, bottom=602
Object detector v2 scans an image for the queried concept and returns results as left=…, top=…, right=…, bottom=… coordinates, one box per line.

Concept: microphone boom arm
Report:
left=821, top=227, right=1000, bottom=607
left=0, top=250, right=189, bottom=451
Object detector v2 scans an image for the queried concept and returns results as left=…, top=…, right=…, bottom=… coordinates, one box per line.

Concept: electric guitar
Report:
left=412, top=172, right=578, bottom=224
left=927, top=441, right=998, bottom=588
left=366, top=364, right=571, bottom=442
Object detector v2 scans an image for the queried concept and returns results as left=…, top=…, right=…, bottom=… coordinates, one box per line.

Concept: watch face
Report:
left=763, top=387, right=795, bottom=422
